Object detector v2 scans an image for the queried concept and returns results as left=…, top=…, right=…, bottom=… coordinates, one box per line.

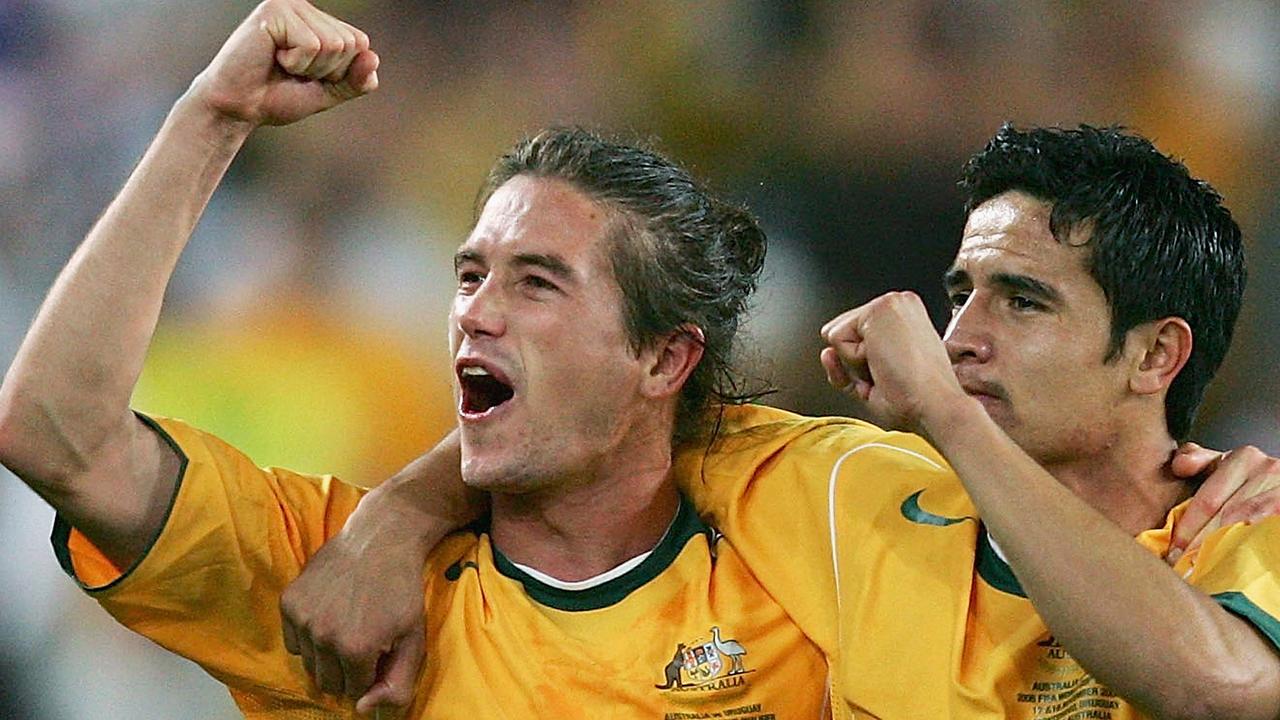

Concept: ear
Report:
left=640, top=324, right=706, bottom=400
left=1127, top=317, right=1193, bottom=396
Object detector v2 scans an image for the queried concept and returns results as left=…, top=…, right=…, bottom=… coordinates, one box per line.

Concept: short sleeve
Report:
left=1186, top=516, right=1280, bottom=650
left=51, top=414, right=365, bottom=708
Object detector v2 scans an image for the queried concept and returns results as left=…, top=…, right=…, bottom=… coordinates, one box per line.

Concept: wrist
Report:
left=346, top=484, right=443, bottom=555
left=918, top=390, right=988, bottom=450
left=172, top=83, right=259, bottom=145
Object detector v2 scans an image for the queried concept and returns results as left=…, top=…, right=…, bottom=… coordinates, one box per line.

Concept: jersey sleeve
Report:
left=675, top=405, right=958, bottom=656
left=50, top=414, right=366, bottom=709
left=1184, top=516, right=1280, bottom=651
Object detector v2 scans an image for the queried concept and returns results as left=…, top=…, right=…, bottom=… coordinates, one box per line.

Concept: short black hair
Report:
left=479, top=127, right=768, bottom=443
left=960, top=124, right=1245, bottom=440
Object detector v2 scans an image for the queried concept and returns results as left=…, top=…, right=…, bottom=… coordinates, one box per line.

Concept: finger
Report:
left=1170, top=442, right=1222, bottom=478
left=355, top=626, right=424, bottom=715
left=1224, top=485, right=1280, bottom=527
left=282, top=613, right=301, bottom=656
left=271, top=10, right=323, bottom=77
left=1169, top=450, right=1249, bottom=552
left=820, top=310, right=861, bottom=345
left=1171, top=512, right=1221, bottom=565
left=323, top=21, right=369, bottom=83
left=820, top=347, right=851, bottom=390
left=330, top=49, right=380, bottom=99
left=314, top=644, right=347, bottom=695
left=344, top=22, right=371, bottom=55
left=852, top=377, right=873, bottom=402
left=341, top=649, right=379, bottom=701
left=298, top=632, right=319, bottom=688
left=286, top=2, right=347, bottom=78
left=306, top=16, right=359, bottom=81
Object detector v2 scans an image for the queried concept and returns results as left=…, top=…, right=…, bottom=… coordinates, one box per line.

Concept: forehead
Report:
left=953, top=190, right=1093, bottom=284
left=463, top=175, right=611, bottom=263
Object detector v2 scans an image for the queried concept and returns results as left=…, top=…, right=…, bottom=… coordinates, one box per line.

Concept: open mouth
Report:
left=459, top=366, right=515, bottom=415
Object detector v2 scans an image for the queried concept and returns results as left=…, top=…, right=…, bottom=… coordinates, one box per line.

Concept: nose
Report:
left=942, top=293, right=993, bottom=365
left=453, top=279, right=507, bottom=339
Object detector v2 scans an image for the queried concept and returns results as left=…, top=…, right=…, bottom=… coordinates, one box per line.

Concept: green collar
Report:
left=492, top=496, right=708, bottom=611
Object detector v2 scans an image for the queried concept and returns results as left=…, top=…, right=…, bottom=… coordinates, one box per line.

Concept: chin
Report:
left=461, top=455, right=546, bottom=495
left=460, top=456, right=507, bottom=490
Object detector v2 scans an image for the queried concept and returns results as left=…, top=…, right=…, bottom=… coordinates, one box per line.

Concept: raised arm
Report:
left=0, top=0, right=378, bottom=569
left=821, top=291, right=1280, bottom=720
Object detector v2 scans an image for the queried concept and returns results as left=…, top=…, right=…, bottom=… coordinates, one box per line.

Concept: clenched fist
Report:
left=189, top=0, right=379, bottom=127
left=819, top=291, right=965, bottom=435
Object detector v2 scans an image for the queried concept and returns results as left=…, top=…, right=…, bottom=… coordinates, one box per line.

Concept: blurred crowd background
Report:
left=1, top=1, right=1277, bottom=716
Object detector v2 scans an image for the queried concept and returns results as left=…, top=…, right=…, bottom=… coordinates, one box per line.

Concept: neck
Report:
left=1044, top=424, right=1194, bottom=535
left=488, top=447, right=680, bottom=583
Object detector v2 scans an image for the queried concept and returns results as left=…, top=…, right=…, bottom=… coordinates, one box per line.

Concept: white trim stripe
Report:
left=826, top=442, right=944, bottom=617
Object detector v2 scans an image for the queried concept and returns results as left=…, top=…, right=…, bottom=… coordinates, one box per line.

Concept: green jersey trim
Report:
left=51, top=412, right=189, bottom=593
left=975, top=525, right=1027, bottom=598
left=1213, top=591, right=1280, bottom=652
left=492, top=496, right=709, bottom=611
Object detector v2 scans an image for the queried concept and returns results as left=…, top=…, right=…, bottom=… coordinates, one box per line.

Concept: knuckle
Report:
left=1188, top=492, right=1222, bottom=516
left=1241, top=496, right=1269, bottom=516
left=1223, top=499, right=1262, bottom=526
left=279, top=596, right=306, bottom=623
left=334, top=638, right=373, bottom=660
left=309, top=627, right=338, bottom=650
left=1238, top=445, right=1265, bottom=463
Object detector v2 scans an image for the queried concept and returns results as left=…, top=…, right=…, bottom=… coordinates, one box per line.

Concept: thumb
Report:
left=1171, top=442, right=1221, bottom=479
left=355, top=624, right=424, bottom=715
left=337, top=49, right=380, bottom=97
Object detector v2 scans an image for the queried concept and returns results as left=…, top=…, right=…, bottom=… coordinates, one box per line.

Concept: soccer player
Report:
left=283, top=126, right=1280, bottom=719
left=0, top=1, right=833, bottom=717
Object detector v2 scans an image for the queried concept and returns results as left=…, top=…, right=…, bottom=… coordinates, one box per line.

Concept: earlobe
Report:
left=642, top=325, right=706, bottom=399
left=1129, top=318, right=1192, bottom=395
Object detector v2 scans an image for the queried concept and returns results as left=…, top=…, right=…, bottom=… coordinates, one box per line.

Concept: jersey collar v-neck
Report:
left=491, top=496, right=709, bottom=612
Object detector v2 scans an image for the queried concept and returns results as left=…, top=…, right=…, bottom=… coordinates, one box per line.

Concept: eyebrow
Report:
left=513, top=252, right=576, bottom=282
left=943, top=268, right=1062, bottom=303
left=942, top=268, right=970, bottom=293
left=454, top=249, right=482, bottom=272
left=453, top=248, right=578, bottom=283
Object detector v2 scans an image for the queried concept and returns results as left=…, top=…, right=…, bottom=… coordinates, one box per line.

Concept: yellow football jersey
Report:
left=676, top=404, right=1280, bottom=719
left=54, top=415, right=832, bottom=719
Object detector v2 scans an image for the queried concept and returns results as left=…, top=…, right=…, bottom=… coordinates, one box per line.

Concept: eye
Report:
left=948, top=291, right=971, bottom=309
left=523, top=275, right=560, bottom=292
left=457, top=269, right=484, bottom=291
left=1009, top=295, right=1043, bottom=311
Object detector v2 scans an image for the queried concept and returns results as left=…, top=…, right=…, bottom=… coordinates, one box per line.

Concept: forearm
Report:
left=343, top=430, right=485, bottom=548
left=0, top=96, right=248, bottom=485
left=924, top=399, right=1280, bottom=718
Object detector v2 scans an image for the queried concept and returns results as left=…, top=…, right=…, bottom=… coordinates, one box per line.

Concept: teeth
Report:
left=460, top=366, right=491, bottom=377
